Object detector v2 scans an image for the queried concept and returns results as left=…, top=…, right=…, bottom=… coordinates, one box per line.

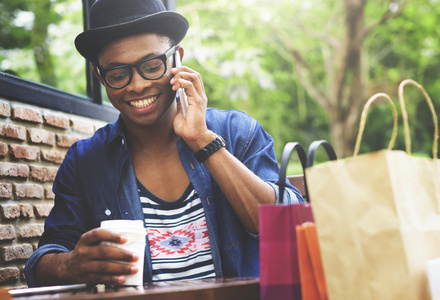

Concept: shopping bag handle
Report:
left=279, top=142, right=308, bottom=203
left=305, top=140, right=337, bottom=203
left=306, top=140, right=337, bottom=168
left=353, top=93, right=398, bottom=157
left=398, top=79, right=439, bottom=158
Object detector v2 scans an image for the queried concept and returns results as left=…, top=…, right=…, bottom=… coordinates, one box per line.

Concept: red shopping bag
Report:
left=259, top=142, right=313, bottom=300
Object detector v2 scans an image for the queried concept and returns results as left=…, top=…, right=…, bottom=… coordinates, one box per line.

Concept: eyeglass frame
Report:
left=96, top=45, right=178, bottom=89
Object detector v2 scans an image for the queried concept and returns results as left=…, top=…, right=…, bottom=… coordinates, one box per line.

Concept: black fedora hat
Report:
left=75, top=0, right=189, bottom=62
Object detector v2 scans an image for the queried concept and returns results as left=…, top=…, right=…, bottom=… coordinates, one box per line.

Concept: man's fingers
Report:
left=171, top=67, right=204, bottom=93
left=82, top=274, right=128, bottom=285
left=74, top=241, right=138, bottom=264
left=90, top=244, right=139, bottom=262
left=78, top=228, right=126, bottom=246
left=65, top=240, right=139, bottom=285
left=77, top=259, right=138, bottom=276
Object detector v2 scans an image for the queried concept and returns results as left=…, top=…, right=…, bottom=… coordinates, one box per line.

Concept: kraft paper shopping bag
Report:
left=305, top=80, right=440, bottom=300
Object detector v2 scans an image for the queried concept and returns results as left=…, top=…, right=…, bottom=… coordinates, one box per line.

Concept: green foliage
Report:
left=0, top=0, right=33, bottom=49
left=363, top=0, right=440, bottom=156
left=176, top=0, right=440, bottom=162
left=178, top=0, right=330, bottom=159
left=0, top=0, right=86, bottom=96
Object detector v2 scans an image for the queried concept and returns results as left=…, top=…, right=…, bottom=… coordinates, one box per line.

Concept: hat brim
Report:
left=75, top=11, right=189, bottom=62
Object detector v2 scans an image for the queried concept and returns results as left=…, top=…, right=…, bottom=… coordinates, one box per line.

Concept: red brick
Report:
left=12, top=106, right=42, bottom=123
left=0, top=183, right=12, bottom=199
left=45, top=186, right=55, bottom=200
left=41, top=149, right=66, bottom=164
left=0, top=267, right=20, bottom=283
left=0, top=102, right=11, bottom=118
left=57, top=134, right=82, bottom=148
left=20, top=204, right=34, bottom=219
left=9, top=144, right=40, bottom=161
left=70, top=118, right=95, bottom=135
left=43, top=114, right=69, bottom=129
left=17, top=224, right=44, bottom=238
left=0, top=142, right=8, bottom=157
left=0, top=204, right=20, bottom=219
left=0, top=123, right=26, bottom=141
left=0, top=163, right=29, bottom=178
left=2, top=244, right=33, bottom=262
left=13, top=183, right=44, bottom=199
left=30, top=166, right=58, bottom=182
left=34, top=203, right=53, bottom=218
left=28, top=128, right=56, bottom=146
left=0, top=225, right=16, bottom=241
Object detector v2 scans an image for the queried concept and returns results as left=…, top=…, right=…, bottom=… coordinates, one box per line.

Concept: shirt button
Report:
left=105, top=209, right=111, bottom=216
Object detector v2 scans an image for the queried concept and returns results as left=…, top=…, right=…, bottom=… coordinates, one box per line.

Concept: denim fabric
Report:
left=24, top=108, right=303, bottom=287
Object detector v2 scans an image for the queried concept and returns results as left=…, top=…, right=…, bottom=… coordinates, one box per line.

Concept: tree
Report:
left=0, top=0, right=32, bottom=50
left=31, top=0, right=58, bottom=86
left=364, top=0, right=440, bottom=156
left=178, top=0, right=330, bottom=159
left=0, top=0, right=64, bottom=87
left=178, top=0, right=440, bottom=159
left=267, top=0, right=411, bottom=157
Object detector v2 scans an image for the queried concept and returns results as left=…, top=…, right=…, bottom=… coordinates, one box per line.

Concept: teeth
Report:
left=130, top=96, right=157, bottom=108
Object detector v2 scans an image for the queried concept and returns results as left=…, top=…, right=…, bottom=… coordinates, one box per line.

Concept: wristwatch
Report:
left=194, top=134, right=226, bottom=163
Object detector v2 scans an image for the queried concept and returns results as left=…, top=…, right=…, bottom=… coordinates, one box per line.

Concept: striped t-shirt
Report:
left=138, top=180, right=216, bottom=282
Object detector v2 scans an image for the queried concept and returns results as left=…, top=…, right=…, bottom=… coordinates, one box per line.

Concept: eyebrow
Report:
left=103, top=52, right=161, bottom=69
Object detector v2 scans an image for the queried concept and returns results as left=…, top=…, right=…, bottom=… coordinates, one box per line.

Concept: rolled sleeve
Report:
left=267, top=181, right=304, bottom=205
left=24, top=244, right=70, bottom=287
left=219, top=113, right=304, bottom=205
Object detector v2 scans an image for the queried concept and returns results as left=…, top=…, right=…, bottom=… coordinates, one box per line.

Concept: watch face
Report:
left=215, top=134, right=226, bottom=147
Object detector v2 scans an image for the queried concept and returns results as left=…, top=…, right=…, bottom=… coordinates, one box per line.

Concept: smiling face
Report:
left=95, top=33, right=177, bottom=130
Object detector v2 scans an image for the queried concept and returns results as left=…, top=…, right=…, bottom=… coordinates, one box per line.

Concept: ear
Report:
left=92, top=66, right=105, bottom=86
left=177, top=46, right=184, bottom=62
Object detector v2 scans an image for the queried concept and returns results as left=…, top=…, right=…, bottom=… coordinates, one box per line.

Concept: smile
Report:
left=129, top=96, right=157, bottom=108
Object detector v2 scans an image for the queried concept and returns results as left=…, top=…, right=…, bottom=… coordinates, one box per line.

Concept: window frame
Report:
left=0, top=0, right=176, bottom=123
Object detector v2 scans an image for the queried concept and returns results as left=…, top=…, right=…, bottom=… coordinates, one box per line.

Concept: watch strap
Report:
left=194, top=134, right=226, bottom=163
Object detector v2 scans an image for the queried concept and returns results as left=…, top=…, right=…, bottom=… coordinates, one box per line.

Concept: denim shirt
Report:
left=25, top=108, right=303, bottom=287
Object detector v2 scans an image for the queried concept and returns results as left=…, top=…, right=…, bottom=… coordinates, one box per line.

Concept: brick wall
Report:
left=0, top=97, right=108, bottom=288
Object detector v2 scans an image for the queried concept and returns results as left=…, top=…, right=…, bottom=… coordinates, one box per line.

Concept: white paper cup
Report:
left=427, top=257, right=440, bottom=300
left=101, top=220, right=146, bottom=286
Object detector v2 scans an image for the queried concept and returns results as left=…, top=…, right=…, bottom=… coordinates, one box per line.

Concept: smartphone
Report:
left=9, top=284, right=89, bottom=296
left=174, top=50, right=188, bottom=119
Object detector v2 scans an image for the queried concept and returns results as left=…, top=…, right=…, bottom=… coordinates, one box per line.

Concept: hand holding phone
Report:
left=174, top=50, right=188, bottom=119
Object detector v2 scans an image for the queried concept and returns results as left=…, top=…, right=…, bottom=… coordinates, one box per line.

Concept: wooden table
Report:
left=8, top=277, right=260, bottom=300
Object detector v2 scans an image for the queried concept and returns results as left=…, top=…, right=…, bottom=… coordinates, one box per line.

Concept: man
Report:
left=25, top=0, right=303, bottom=287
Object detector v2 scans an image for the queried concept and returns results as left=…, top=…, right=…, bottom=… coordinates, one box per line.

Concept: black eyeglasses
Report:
left=97, top=45, right=177, bottom=89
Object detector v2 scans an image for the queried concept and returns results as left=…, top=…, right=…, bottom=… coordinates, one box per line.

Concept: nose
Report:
left=126, top=68, right=152, bottom=93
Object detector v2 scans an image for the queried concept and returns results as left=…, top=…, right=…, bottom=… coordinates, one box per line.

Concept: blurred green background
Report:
left=1, top=0, right=439, bottom=174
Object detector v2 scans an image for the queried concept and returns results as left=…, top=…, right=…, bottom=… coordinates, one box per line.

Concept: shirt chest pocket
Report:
left=89, top=202, right=123, bottom=228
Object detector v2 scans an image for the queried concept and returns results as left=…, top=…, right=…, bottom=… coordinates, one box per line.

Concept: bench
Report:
left=288, top=174, right=307, bottom=198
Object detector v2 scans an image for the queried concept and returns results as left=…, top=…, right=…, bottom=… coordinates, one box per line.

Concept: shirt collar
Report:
left=106, top=115, right=128, bottom=154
